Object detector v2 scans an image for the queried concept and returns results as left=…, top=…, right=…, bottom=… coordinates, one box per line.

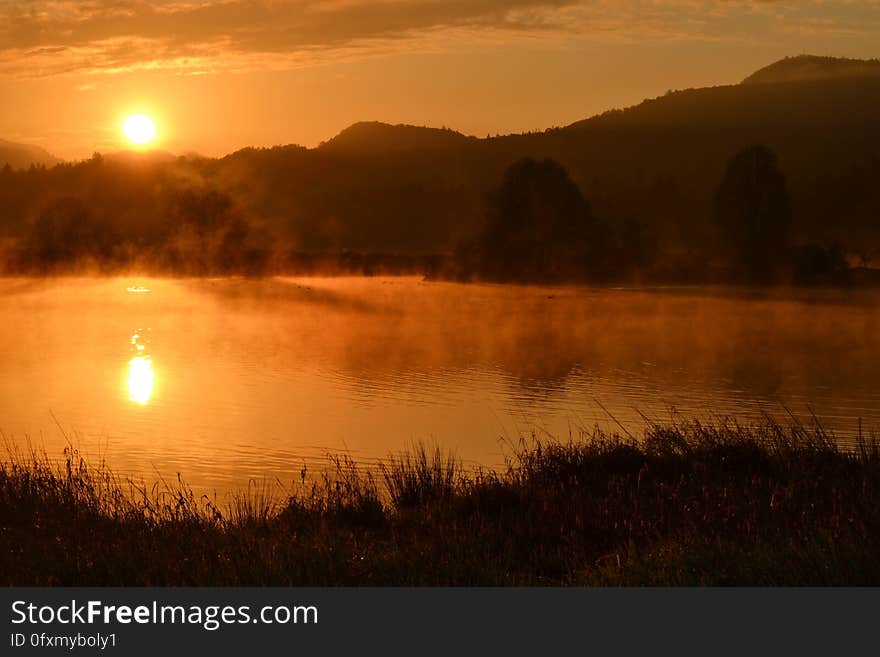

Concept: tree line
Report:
left=0, top=145, right=865, bottom=284
left=451, top=145, right=854, bottom=285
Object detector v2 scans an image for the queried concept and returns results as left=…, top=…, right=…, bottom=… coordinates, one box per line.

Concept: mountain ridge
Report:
left=0, top=139, right=61, bottom=169
left=310, top=55, right=880, bottom=155
left=319, top=121, right=475, bottom=154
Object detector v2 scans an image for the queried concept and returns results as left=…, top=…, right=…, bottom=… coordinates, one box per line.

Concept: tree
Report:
left=473, top=158, right=596, bottom=281
left=793, top=243, right=850, bottom=286
left=714, top=145, right=791, bottom=279
left=161, top=189, right=271, bottom=274
left=25, top=197, right=115, bottom=268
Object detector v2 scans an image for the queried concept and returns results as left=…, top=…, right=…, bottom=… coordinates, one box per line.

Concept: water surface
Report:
left=1, top=276, right=878, bottom=493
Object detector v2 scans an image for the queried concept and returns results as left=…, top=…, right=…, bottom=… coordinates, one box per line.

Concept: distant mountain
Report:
left=320, top=121, right=475, bottom=153
left=0, top=139, right=60, bottom=169
left=742, top=55, right=880, bottom=85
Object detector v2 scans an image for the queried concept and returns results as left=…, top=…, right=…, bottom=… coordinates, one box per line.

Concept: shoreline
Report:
left=2, top=418, right=878, bottom=586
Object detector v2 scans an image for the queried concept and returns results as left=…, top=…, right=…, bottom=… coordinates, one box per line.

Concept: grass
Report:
left=1, top=418, right=879, bottom=585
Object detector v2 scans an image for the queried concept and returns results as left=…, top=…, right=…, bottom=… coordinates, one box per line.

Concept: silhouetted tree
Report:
left=24, top=197, right=116, bottom=269
left=472, top=158, right=597, bottom=281
left=793, top=243, right=850, bottom=286
left=714, top=145, right=791, bottom=279
left=856, top=247, right=875, bottom=269
left=606, top=217, right=657, bottom=275
left=162, top=189, right=271, bottom=274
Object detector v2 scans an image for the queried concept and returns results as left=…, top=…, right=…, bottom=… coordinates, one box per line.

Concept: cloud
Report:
left=1, top=0, right=878, bottom=77
left=0, top=0, right=578, bottom=76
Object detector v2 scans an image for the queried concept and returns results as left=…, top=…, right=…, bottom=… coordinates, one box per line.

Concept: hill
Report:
left=287, top=60, right=880, bottom=251
left=2, top=55, right=880, bottom=272
left=0, top=139, right=61, bottom=169
left=538, top=66, right=880, bottom=245
left=742, top=55, right=880, bottom=85
left=320, top=121, right=475, bottom=153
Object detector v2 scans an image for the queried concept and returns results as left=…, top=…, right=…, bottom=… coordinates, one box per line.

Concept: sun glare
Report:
left=123, top=114, right=157, bottom=146
left=128, top=328, right=154, bottom=404
left=128, top=355, right=155, bottom=405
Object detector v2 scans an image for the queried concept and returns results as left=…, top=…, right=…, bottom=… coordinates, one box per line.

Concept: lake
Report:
left=1, top=276, right=878, bottom=494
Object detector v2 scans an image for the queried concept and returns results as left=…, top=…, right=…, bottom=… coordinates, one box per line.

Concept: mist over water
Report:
left=1, top=276, right=878, bottom=494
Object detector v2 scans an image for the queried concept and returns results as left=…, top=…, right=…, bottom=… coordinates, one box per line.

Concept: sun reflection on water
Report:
left=127, top=328, right=154, bottom=405
left=128, top=355, right=154, bottom=404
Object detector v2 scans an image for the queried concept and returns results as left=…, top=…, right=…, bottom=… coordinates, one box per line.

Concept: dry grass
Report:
left=1, top=418, right=879, bottom=585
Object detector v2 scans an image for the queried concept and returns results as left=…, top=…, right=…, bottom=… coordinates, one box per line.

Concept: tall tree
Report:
left=714, top=145, right=791, bottom=279
left=475, top=158, right=595, bottom=281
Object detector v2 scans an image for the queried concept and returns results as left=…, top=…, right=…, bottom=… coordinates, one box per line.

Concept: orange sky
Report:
left=2, top=1, right=879, bottom=159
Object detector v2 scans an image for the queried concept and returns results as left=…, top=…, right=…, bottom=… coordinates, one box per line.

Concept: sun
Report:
left=123, top=114, right=157, bottom=146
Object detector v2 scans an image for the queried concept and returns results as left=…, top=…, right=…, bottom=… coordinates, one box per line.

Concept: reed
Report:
left=2, top=418, right=879, bottom=585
